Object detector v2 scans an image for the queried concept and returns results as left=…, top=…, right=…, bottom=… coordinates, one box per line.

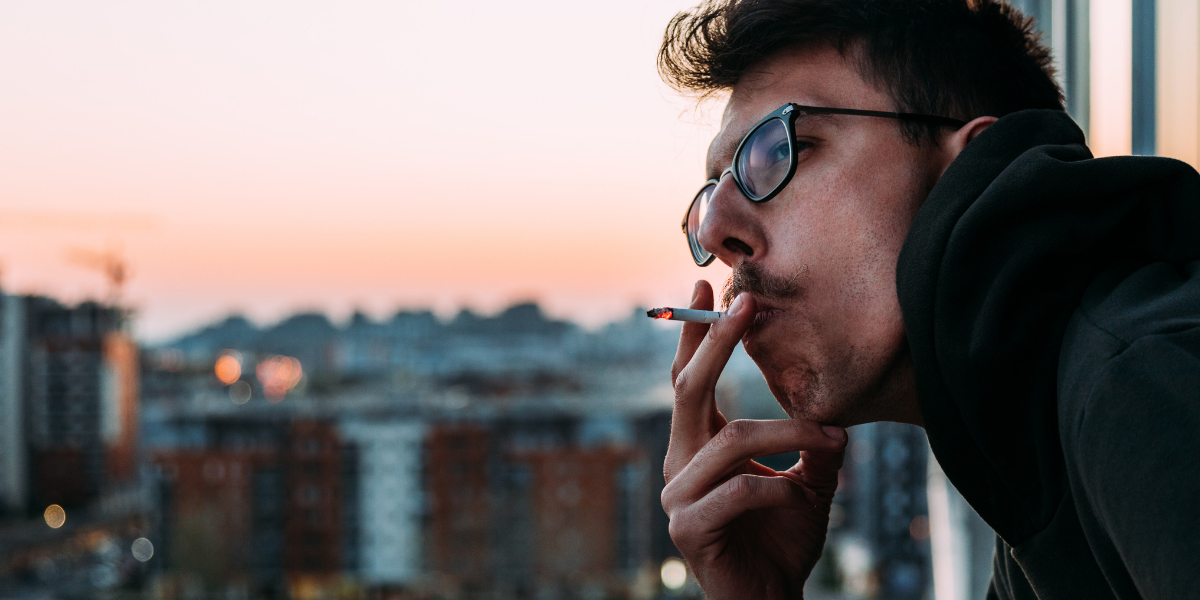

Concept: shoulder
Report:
left=1057, top=258, right=1200, bottom=500
left=1057, top=259, right=1200, bottom=479
left=1059, top=260, right=1200, bottom=441
left=1055, top=261, right=1200, bottom=597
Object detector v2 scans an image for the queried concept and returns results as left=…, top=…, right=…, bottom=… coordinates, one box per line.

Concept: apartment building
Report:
left=0, top=294, right=139, bottom=517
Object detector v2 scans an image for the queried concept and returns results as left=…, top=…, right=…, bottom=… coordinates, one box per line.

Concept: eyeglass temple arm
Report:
left=796, top=105, right=967, bottom=128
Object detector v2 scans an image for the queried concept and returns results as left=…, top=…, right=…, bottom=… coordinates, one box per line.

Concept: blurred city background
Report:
left=1, top=1, right=1197, bottom=599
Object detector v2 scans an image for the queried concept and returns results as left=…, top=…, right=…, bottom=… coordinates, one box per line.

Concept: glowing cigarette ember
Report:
left=646, top=307, right=724, bottom=323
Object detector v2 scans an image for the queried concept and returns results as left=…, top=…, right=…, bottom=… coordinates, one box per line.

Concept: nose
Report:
left=696, top=173, right=762, bottom=265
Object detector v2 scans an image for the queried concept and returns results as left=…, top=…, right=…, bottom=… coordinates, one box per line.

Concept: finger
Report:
left=741, top=459, right=779, bottom=478
left=668, top=293, right=756, bottom=454
left=792, top=447, right=845, bottom=493
left=676, top=292, right=755, bottom=394
left=670, top=280, right=714, bottom=385
left=665, top=292, right=757, bottom=478
left=674, top=474, right=812, bottom=540
left=668, top=419, right=847, bottom=502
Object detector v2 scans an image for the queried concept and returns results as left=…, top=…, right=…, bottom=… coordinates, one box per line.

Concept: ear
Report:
left=937, top=116, right=998, bottom=175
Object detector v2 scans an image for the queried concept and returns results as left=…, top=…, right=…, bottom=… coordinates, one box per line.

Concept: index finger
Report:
left=675, top=292, right=756, bottom=400
left=667, top=292, right=756, bottom=467
left=670, top=419, right=847, bottom=501
left=670, top=280, right=715, bottom=386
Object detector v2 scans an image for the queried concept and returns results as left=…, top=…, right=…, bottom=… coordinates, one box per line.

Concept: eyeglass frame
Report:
left=682, top=102, right=968, bottom=266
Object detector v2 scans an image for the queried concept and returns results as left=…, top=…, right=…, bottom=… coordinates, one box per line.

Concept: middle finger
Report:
left=667, top=419, right=847, bottom=502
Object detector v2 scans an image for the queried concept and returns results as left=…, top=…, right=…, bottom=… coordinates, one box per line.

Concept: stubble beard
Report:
left=721, top=261, right=835, bottom=421
left=720, top=261, right=803, bottom=310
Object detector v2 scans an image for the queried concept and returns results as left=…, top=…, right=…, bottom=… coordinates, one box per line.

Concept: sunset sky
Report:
left=0, top=1, right=731, bottom=341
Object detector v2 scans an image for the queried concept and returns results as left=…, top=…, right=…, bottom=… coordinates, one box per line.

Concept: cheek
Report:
left=748, top=148, right=919, bottom=407
left=785, top=150, right=923, bottom=310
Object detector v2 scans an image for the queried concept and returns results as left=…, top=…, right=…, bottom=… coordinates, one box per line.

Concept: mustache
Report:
left=721, top=262, right=802, bottom=309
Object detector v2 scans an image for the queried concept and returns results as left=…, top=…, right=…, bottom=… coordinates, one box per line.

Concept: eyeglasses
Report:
left=682, top=103, right=967, bottom=266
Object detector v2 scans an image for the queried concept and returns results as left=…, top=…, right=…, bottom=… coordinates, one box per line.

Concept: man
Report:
left=655, top=0, right=1200, bottom=598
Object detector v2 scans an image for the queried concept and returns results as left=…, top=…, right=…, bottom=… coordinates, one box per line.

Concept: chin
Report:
left=778, top=377, right=845, bottom=424
left=742, top=311, right=897, bottom=427
left=748, top=346, right=873, bottom=426
left=743, top=313, right=835, bottom=423
left=744, top=344, right=832, bottom=422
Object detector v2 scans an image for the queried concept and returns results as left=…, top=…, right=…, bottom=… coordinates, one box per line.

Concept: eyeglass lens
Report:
left=735, top=118, right=791, bottom=199
left=687, top=183, right=715, bottom=265
left=685, top=115, right=793, bottom=265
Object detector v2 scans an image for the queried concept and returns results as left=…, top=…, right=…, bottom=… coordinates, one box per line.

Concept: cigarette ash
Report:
left=646, top=308, right=674, bottom=320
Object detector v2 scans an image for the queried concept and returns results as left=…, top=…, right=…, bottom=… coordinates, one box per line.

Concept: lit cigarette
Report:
left=646, top=307, right=725, bottom=323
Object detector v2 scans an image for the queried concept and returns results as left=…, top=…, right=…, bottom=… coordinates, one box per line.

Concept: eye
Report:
left=767, top=139, right=790, bottom=164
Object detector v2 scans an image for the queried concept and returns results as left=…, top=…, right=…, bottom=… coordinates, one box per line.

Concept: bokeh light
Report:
left=256, top=356, right=302, bottom=402
left=229, top=380, right=252, bottom=404
left=43, top=504, right=65, bottom=529
left=131, top=538, right=154, bottom=562
left=661, top=557, right=687, bottom=590
left=214, top=351, right=242, bottom=385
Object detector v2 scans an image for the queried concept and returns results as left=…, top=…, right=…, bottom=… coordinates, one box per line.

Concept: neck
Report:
left=844, top=344, right=924, bottom=428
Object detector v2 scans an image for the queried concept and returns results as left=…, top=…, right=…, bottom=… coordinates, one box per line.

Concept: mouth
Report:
left=746, top=307, right=783, bottom=338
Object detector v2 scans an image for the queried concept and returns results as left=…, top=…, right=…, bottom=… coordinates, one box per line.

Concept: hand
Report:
left=661, top=281, right=848, bottom=600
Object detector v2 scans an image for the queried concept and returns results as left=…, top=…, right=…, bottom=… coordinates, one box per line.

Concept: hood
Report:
left=896, top=109, right=1200, bottom=545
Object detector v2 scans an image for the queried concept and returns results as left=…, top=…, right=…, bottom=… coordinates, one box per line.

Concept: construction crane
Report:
left=66, top=246, right=128, bottom=305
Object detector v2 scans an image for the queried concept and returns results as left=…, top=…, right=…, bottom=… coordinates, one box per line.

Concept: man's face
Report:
left=700, top=44, right=948, bottom=426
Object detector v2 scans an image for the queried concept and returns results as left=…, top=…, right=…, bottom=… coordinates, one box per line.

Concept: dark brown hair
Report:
left=659, top=0, right=1064, bottom=144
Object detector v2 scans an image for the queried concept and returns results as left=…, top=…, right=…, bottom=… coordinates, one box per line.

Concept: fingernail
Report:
left=728, top=293, right=747, bottom=316
left=691, top=281, right=702, bottom=303
left=821, top=425, right=846, bottom=441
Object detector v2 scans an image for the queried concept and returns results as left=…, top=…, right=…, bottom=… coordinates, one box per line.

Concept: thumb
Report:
left=789, top=428, right=846, bottom=493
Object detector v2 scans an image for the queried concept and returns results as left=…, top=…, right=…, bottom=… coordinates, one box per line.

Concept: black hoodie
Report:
left=896, top=109, right=1200, bottom=599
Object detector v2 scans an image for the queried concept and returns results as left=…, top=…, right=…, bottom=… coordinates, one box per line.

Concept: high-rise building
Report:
left=151, top=417, right=353, bottom=597
left=339, top=419, right=425, bottom=587
left=837, top=422, right=932, bottom=599
left=1007, top=0, right=1200, bottom=165
left=0, top=294, right=138, bottom=516
left=927, top=456, right=995, bottom=600
left=282, top=421, right=345, bottom=580
left=0, top=294, right=29, bottom=517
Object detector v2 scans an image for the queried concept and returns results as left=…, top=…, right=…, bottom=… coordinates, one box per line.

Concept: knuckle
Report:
left=660, top=483, right=677, bottom=513
left=667, top=518, right=682, bottom=543
left=666, top=511, right=698, bottom=551
left=713, top=419, right=751, bottom=450
left=724, top=472, right=763, bottom=506
left=672, top=370, right=692, bottom=399
left=725, top=474, right=754, bottom=501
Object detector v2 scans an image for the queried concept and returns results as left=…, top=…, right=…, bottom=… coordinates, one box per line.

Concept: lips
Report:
left=747, top=308, right=782, bottom=337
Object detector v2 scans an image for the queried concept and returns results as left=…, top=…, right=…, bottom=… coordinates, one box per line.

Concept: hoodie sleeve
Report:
left=1063, top=327, right=1200, bottom=599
